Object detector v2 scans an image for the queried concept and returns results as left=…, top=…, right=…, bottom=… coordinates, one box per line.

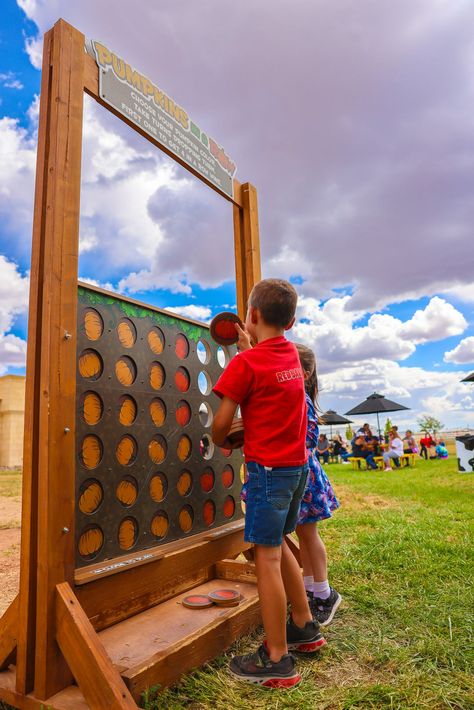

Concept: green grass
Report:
left=145, top=459, right=473, bottom=709
left=1, top=460, right=473, bottom=709
left=0, top=469, right=21, bottom=498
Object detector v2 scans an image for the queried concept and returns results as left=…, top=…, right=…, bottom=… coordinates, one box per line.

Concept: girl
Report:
left=295, top=344, right=342, bottom=626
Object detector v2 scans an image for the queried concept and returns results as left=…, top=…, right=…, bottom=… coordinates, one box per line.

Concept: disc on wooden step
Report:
left=209, top=312, right=243, bottom=346
left=207, top=589, right=241, bottom=606
left=182, top=594, right=214, bottom=609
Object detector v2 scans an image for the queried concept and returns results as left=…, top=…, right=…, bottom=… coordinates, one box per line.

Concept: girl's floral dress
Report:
left=298, top=393, right=339, bottom=524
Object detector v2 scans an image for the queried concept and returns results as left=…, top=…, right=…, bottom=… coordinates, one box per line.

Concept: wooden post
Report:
left=14, top=18, right=85, bottom=700
left=233, top=182, right=261, bottom=319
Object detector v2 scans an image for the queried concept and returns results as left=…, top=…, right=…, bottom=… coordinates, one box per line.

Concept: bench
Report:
left=351, top=454, right=416, bottom=470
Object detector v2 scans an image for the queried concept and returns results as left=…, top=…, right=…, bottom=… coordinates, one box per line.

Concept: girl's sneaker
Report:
left=310, top=588, right=342, bottom=626
left=229, top=644, right=301, bottom=688
left=286, top=617, right=327, bottom=653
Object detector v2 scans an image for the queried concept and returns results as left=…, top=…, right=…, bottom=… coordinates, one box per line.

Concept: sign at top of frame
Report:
left=89, top=40, right=237, bottom=199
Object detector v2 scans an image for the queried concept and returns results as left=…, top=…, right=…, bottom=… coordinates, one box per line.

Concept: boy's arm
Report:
left=211, top=396, right=239, bottom=447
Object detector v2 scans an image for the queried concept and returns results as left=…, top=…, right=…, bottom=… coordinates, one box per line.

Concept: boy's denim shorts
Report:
left=243, top=461, right=308, bottom=546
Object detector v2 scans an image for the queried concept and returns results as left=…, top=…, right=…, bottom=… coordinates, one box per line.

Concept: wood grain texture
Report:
left=55, top=583, right=137, bottom=709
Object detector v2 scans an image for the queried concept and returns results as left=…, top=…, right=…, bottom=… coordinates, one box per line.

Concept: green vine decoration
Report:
left=78, top=286, right=208, bottom=341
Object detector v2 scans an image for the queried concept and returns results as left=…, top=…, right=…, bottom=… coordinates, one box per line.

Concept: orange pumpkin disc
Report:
left=223, top=496, right=235, bottom=519
left=174, top=367, right=190, bottom=392
left=82, top=391, right=103, bottom=425
left=150, top=362, right=165, bottom=390
left=117, top=319, right=136, bottom=348
left=149, top=398, right=166, bottom=427
left=118, top=395, right=137, bottom=426
left=177, top=435, right=192, bottom=462
left=84, top=308, right=103, bottom=341
left=148, top=327, right=165, bottom=354
left=118, top=517, right=138, bottom=550
left=116, top=435, right=137, bottom=466
left=115, top=357, right=136, bottom=386
left=178, top=505, right=194, bottom=533
left=116, top=477, right=138, bottom=506
left=149, top=473, right=167, bottom=502
left=209, top=311, right=242, bottom=346
left=221, top=465, right=234, bottom=489
left=176, top=400, right=191, bottom=426
left=151, top=512, right=169, bottom=539
left=203, top=499, right=216, bottom=527
left=149, top=436, right=167, bottom=464
left=78, top=480, right=103, bottom=514
left=78, top=526, right=103, bottom=559
left=177, top=470, right=192, bottom=496
left=200, top=467, right=215, bottom=492
left=175, top=333, right=189, bottom=360
left=81, top=435, right=103, bottom=469
left=79, top=349, right=103, bottom=380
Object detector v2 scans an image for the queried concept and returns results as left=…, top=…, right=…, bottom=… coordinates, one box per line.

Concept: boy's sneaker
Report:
left=286, top=616, right=326, bottom=653
left=229, top=644, right=301, bottom=688
left=310, top=588, right=342, bottom=626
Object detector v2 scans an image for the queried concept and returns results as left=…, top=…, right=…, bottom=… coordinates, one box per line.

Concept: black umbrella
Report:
left=461, top=372, right=474, bottom=383
left=320, top=410, right=353, bottom=438
left=345, top=392, right=410, bottom=438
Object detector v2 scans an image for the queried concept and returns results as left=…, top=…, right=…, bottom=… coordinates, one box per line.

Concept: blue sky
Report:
left=1, top=0, right=474, bottom=430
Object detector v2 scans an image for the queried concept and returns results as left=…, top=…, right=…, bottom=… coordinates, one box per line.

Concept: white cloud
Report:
left=164, top=305, right=212, bottom=322
left=442, top=282, right=474, bottom=303
left=0, top=256, right=29, bottom=374
left=0, top=72, right=24, bottom=90
left=444, top=336, right=474, bottom=365
left=398, top=297, right=467, bottom=343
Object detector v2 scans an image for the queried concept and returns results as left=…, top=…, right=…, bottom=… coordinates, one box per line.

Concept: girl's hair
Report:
left=295, top=343, right=319, bottom=409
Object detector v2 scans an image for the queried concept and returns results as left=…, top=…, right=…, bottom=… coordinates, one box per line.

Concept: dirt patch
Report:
left=335, top=485, right=397, bottom=511
left=314, top=655, right=388, bottom=688
left=0, top=495, right=21, bottom=529
left=0, top=527, right=20, bottom=615
left=0, top=495, right=21, bottom=615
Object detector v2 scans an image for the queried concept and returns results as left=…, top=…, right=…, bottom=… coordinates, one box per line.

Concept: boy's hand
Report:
left=235, top=323, right=252, bottom=351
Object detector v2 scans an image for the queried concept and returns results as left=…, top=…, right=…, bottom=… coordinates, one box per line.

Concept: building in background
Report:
left=0, top=375, right=26, bottom=468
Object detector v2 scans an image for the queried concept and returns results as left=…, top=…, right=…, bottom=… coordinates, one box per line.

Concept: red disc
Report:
left=210, top=312, right=243, bottom=346
left=208, top=589, right=240, bottom=603
left=182, top=594, right=214, bottom=609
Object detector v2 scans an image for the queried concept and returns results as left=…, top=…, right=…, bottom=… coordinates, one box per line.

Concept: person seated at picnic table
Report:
left=356, top=423, right=373, bottom=441
left=366, top=435, right=382, bottom=457
left=349, top=433, right=378, bottom=469
left=403, top=430, right=417, bottom=454
left=331, top=433, right=350, bottom=462
left=419, top=432, right=434, bottom=460
left=316, top=433, right=330, bottom=463
left=435, top=441, right=448, bottom=459
left=383, top=430, right=404, bottom=470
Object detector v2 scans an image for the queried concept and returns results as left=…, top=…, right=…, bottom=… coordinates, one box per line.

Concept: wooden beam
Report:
left=0, top=595, right=19, bottom=670
left=233, top=183, right=261, bottom=319
left=56, top=583, right=137, bottom=710
left=22, top=18, right=85, bottom=700
left=215, top=559, right=257, bottom=584
left=76, top=527, right=251, bottom=631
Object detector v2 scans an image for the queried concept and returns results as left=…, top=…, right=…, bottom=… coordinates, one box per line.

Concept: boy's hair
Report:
left=249, top=278, right=298, bottom=328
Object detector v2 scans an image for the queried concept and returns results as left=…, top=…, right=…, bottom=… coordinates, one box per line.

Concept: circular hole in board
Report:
left=79, top=349, right=103, bottom=381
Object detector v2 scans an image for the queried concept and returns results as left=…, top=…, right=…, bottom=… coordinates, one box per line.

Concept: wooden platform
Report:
left=0, top=570, right=259, bottom=709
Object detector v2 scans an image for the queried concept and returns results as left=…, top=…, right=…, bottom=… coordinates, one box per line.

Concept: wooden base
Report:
left=0, top=561, right=259, bottom=709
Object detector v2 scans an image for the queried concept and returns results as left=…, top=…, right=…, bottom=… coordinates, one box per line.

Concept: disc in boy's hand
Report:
left=228, top=417, right=244, bottom=447
left=209, top=312, right=243, bottom=346
left=182, top=594, right=214, bottom=609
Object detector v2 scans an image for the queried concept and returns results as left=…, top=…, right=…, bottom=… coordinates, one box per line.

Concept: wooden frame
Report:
left=0, top=18, right=261, bottom=709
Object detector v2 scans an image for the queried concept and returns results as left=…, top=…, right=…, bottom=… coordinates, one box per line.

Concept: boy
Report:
left=211, top=279, right=325, bottom=688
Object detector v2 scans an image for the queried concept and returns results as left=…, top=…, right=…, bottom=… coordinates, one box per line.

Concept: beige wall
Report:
left=0, top=375, right=26, bottom=468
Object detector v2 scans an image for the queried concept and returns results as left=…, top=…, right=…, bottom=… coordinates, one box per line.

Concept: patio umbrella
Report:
left=461, top=372, right=474, bottom=383
left=320, top=410, right=353, bottom=438
left=344, top=392, right=410, bottom=438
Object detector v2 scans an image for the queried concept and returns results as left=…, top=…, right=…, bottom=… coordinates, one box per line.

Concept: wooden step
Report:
left=100, top=577, right=259, bottom=701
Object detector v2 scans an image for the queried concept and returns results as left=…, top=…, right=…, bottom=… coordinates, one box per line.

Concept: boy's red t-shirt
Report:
left=212, top=336, right=307, bottom=467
